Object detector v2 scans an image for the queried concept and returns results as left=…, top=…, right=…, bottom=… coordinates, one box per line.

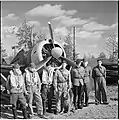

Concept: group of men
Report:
left=6, top=58, right=109, bottom=119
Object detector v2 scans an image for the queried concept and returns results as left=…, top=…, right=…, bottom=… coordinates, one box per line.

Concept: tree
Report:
left=106, top=32, right=118, bottom=60
left=0, top=42, right=7, bottom=58
left=99, top=52, right=106, bottom=59
left=16, top=19, right=46, bottom=49
left=16, top=19, right=33, bottom=49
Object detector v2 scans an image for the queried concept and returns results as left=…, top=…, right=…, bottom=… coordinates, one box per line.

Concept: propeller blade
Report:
left=48, top=22, right=55, bottom=48
left=36, top=56, right=52, bottom=71
left=60, top=56, right=77, bottom=68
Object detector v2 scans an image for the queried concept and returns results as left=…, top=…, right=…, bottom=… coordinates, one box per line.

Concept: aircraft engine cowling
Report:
left=30, top=40, right=66, bottom=67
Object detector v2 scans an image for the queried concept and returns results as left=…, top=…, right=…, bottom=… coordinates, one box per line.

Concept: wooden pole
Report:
left=73, top=26, right=76, bottom=61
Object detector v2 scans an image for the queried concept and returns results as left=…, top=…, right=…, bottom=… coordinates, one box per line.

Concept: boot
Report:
left=12, top=108, right=17, bottom=119
left=22, top=108, right=28, bottom=119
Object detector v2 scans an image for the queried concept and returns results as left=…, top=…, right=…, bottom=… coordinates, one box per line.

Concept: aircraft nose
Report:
left=51, top=47, right=63, bottom=59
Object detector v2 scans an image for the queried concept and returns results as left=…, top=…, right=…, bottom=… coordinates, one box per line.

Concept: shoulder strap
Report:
left=60, top=69, right=67, bottom=81
left=77, top=68, right=84, bottom=81
left=97, top=67, right=105, bottom=78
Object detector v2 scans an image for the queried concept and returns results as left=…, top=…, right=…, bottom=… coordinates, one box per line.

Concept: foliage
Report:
left=16, top=19, right=46, bottom=49
left=106, top=32, right=118, bottom=60
left=0, top=42, right=7, bottom=58
left=98, top=52, right=107, bottom=59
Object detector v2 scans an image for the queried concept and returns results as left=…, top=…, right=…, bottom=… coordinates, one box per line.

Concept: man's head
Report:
left=83, top=58, right=88, bottom=67
left=13, top=63, right=20, bottom=73
left=76, top=59, right=83, bottom=67
left=28, top=62, right=36, bottom=71
left=97, top=59, right=102, bottom=66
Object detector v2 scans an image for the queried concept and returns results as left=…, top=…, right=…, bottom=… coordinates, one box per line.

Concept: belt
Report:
left=74, top=77, right=82, bottom=79
left=57, top=80, right=68, bottom=83
left=95, top=76, right=104, bottom=77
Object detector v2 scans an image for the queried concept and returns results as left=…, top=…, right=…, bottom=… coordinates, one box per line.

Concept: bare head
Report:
left=97, top=59, right=102, bottom=67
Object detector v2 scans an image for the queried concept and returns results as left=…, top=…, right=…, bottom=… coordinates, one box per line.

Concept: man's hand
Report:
left=25, top=91, right=29, bottom=96
left=54, top=89, right=58, bottom=96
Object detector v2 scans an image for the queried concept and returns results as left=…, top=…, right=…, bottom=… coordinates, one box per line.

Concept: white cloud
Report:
left=54, top=27, right=69, bottom=36
left=82, top=21, right=111, bottom=31
left=25, top=4, right=77, bottom=17
left=3, top=13, right=19, bottom=20
left=87, top=44, right=97, bottom=48
left=52, top=15, right=88, bottom=27
left=75, top=31, right=103, bottom=39
left=27, top=21, right=40, bottom=26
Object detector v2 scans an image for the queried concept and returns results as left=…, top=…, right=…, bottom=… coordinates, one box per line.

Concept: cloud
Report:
left=87, top=44, right=97, bottom=48
left=82, top=21, right=112, bottom=31
left=3, top=13, right=19, bottom=20
left=54, top=27, right=69, bottom=36
left=25, top=4, right=77, bottom=17
left=27, top=21, right=40, bottom=26
left=75, top=30, right=103, bottom=39
left=52, top=15, right=88, bottom=27
left=2, top=26, right=19, bottom=39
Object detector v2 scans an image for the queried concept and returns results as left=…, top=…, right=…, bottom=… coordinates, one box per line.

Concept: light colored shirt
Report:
left=42, top=66, right=55, bottom=84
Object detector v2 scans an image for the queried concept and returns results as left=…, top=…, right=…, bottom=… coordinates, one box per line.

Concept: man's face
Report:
left=62, top=62, right=67, bottom=68
left=97, top=60, right=102, bottom=66
left=29, top=67, right=35, bottom=71
left=77, top=61, right=82, bottom=67
left=13, top=68, right=20, bottom=73
left=84, top=61, right=88, bottom=67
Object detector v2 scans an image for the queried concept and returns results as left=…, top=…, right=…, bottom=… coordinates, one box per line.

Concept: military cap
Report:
left=97, top=58, right=103, bottom=62
left=83, top=58, right=88, bottom=62
left=28, top=62, right=36, bottom=68
left=13, top=63, right=20, bottom=69
left=76, top=59, right=83, bottom=65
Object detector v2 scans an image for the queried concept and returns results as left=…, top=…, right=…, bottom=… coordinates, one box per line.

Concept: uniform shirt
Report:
left=53, top=68, right=71, bottom=91
left=23, top=68, right=41, bottom=89
left=71, top=66, right=85, bottom=86
left=84, top=66, right=92, bottom=83
left=42, top=66, right=55, bottom=84
left=92, top=65, right=106, bottom=79
left=7, top=70, right=26, bottom=94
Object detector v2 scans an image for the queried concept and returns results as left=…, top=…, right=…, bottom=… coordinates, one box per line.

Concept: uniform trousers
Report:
left=26, top=85, right=43, bottom=115
left=41, top=84, right=54, bottom=114
left=94, top=77, right=107, bottom=103
left=73, top=84, right=84, bottom=108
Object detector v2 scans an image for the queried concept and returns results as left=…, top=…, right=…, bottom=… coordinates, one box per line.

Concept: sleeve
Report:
left=6, top=75, right=11, bottom=91
left=92, top=67, right=95, bottom=79
left=23, top=76, right=27, bottom=94
left=104, top=67, right=106, bottom=78
left=68, top=72, right=72, bottom=89
left=89, top=66, right=92, bottom=78
left=71, top=69, right=75, bottom=83
left=53, top=69, right=58, bottom=91
left=42, top=69, right=47, bottom=84
left=36, top=72, right=41, bottom=90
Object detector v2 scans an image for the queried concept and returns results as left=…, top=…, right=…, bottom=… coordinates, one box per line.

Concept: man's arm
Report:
left=104, top=67, right=106, bottom=78
left=92, top=67, right=95, bottom=79
left=53, top=70, right=58, bottom=92
left=89, top=66, right=92, bottom=78
left=36, top=72, right=41, bottom=90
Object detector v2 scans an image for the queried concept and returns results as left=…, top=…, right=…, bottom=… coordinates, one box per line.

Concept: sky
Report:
left=1, top=1, right=118, bottom=58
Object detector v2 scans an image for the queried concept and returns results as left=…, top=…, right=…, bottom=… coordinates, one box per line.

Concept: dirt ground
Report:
left=0, top=84, right=118, bottom=119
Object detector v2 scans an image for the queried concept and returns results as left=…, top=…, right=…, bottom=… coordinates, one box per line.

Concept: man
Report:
left=82, top=58, right=92, bottom=107
left=6, top=63, right=28, bottom=119
left=71, top=59, right=85, bottom=110
left=41, top=62, right=55, bottom=115
left=23, top=62, right=44, bottom=118
left=92, top=59, right=109, bottom=105
left=53, top=60, right=71, bottom=114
